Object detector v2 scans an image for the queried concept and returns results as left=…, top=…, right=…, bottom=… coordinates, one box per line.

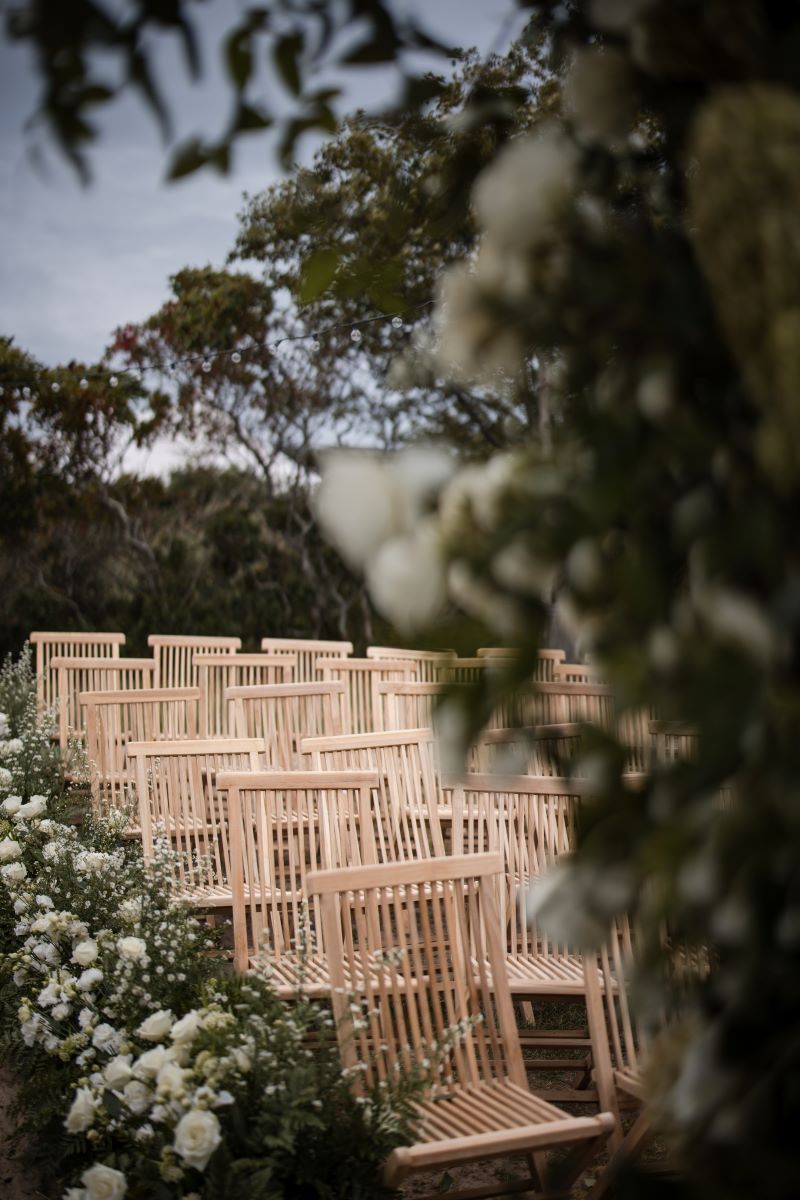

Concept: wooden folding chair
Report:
left=376, top=681, right=445, bottom=730
left=127, top=737, right=263, bottom=907
left=195, top=652, right=296, bottom=735
left=30, top=631, right=125, bottom=717
left=308, top=852, right=616, bottom=1198
left=299, top=727, right=447, bottom=861
left=260, top=637, right=353, bottom=682
left=227, top=681, right=346, bottom=767
left=222, top=769, right=380, bottom=996
left=476, top=648, right=567, bottom=682
left=366, top=646, right=456, bottom=682
left=147, top=634, right=241, bottom=689
left=52, top=656, right=155, bottom=748
left=80, top=687, right=201, bottom=817
left=316, top=656, right=417, bottom=734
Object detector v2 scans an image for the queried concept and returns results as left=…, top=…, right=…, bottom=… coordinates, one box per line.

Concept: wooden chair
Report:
left=30, top=631, right=125, bottom=717
left=308, top=852, right=616, bottom=1198
left=51, top=656, right=155, bottom=748
left=195, top=652, right=296, bottom=735
left=127, top=737, right=263, bottom=907
left=299, top=727, right=447, bottom=861
left=555, top=663, right=594, bottom=683
left=316, top=656, right=417, bottom=734
left=80, top=687, right=201, bottom=817
left=260, top=637, right=353, bottom=682
left=366, top=646, right=456, bottom=682
left=376, top=680, right=444, bottom=730
left=476, top=648, right=567, bottom=682
left=227, top=681, right=346, bottom=767
left=147, top=634, right=241, bottom=689
left=222, top=769, right=380, bottom=996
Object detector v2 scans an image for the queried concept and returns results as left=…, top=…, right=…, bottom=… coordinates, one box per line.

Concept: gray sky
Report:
left=0, top=2, right=525, bottom=364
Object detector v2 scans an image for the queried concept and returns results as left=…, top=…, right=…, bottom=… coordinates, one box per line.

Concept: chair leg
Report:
left=586, top=1111, right=651, bottom=1200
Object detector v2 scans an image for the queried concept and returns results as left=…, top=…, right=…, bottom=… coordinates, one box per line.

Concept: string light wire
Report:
left=0, top=301, right=434, bottom=397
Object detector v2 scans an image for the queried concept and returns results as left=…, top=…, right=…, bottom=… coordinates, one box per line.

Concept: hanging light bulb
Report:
left=350, top=328, right=363, bottom=344
left=201, top=359, right=212, bottom=373
left=79, top=377, right=89, bottom=390
left=51, top=381, right=60, bottom=393
left=311, top=340, right=321, bottom=352
left=231, top=351, right=242, bottom=364
left=109, top=375, right=118, bottom=388
left=391, top=315, right=404, bottom=329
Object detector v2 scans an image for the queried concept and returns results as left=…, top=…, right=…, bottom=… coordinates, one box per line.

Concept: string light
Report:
left=0, top=301, right=433, bottom=394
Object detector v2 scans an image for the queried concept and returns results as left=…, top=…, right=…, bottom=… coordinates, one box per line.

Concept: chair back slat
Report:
left=80, top=687, right=201, bottom=816
left=260, top=637, right=353, bottom=682
left=366, top=647, right=456, bottom=682
left=227, top=682, right=345, bottom=767
left=195, top=653, right=296, bottom=735
left=31, top=632, right=124, bottom=716
left=51, top=656, right=154, bottom=747
left=317, top=657, right=417, bottom=733
left=147, top=635, right=241, bottom=689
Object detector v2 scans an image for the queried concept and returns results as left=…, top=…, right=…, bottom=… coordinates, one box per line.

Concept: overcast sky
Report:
left=0, top=1, right=526, bottom=372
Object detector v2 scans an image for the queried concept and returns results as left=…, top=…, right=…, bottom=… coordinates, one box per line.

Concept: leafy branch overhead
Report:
left=3, top=0, right=460, bottom=181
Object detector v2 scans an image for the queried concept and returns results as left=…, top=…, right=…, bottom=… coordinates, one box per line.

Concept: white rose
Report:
left=170, top=1010, right=202, bottom=1045
left=80, top=1163, right=127, bottom=1200
left=156, top=1061, right=186, bottom=1095
left=0, top=836, right=21, bottom=861
left=116, top=936, right=146, bottom=961
left=5, top=738, right=23, bottom=754
left=16, top=795, right=47, bottom=819
left=1, top=797, right=22, bottom=815
left=72, top=939, right=99, bottom=967
left=136, top=1009, right=173, bottom=1042
left=134, top=1045, right=172, bottom=1078
left=65, top=1086, right=96, bottom=1133
left=103, top=1055, right=133, bottom=1089
left=122, top=1079, right=151, bottom=1115
left=173, top=1108, right=222, bottom=1171
left=473, top=126, right=579, bottom=250
left=92, top=1023, right=119, bottom=1053
left=77, top=967, right=103, bottom=991
left=1, top=861, right=27, bottom=882
left=52, top=1002, right=71, bottom=1021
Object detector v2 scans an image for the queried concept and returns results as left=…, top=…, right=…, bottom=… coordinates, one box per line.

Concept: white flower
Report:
left=80, top=1163, right=127, bottom=1200
left=76, top=851, right=108, bottom=874
left=173, top=1108, right=222, bottom=1171
left=589, top=0, right=653, bottom=34
left=0, top=767, right=12, bottom=789
left=16, top=795, right=47, bottom=819
left=52, top=1002, right=71, bottom=1021
left=65, top=1086, right=96, bottom=1133
left=72, top=939, right=99, bottom=967
left=1, top=796, right=22, bottom=815
left=473, top=236, right=531, bottom=302
left=0, top=712, right=7, bottom=737
left=1, top=861, right=27, bottom=882
left=77, top=967, right=104, bottom=992
left=64, top=1189, right=85, bottom=1200
left=171, top=1009, right=202, bottom=1045
left=116, top=936, right=147, bottom=961
left=103, top=1055, right=133, bottom=1089
left=122, top=1079, right=152, bottom=1115
left=473, top=126, right=579, bottom=250
left=564, top=46, right=636, bottom=146
left=366, top=522, right=447, bottom=633
left=434, top=263, right=525, bottom=386
left=92, top=1023, right=119, bottom=1052
left=118, top=897, right=143, bottom=925
left=42, top=843, right=62, bottom=862
left=232, top=1047, right=251, bottom=1073
left=38, top=981, right=61, bottom=1007
left=0, top=836, right=22, bottom=861
left=137, top=1009, right=173, bottom=1042
left=134, top=1045, right=173, bottom=1078
left=315, top=445, right=453, bottom=572
left=156, top=1061, right=186, bottom=1096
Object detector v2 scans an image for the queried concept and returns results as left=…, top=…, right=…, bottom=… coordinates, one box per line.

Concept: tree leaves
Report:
left=298, top=247, right=341, bottom=303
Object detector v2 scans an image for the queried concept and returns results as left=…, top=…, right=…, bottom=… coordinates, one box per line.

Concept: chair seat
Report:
left=385, top=1079, right=615, bottom=1181
left=475, top=953, right=615, bottom=996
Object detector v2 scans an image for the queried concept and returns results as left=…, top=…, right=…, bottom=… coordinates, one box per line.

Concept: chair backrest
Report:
left=307, top=852, right=527, bottom=1094
left=260, top=637, right=353, bottom=682
left=376, top=680, right=444, bottom=730
left=317, top=657, right=417, bottom=733
left=476, top=647, right=567, bottom=681
left=52, top=656, right=155, bottom=747
left=147, top=634, right=241, bottom=689
left=127, top=737, right=263, bottom=898
left=227, top=681, right=346, bottom=767
left=448, top=773, right=579, bottom=963
left=299, top=726, right=446, bottom=861
left=195, top=653, right=296, bottom=735
left=583, top=917, right=645, bottom=1130
left=366, top=646, right=456, bottom=682
left=554, top=662, right=594, bottom=683
left=80, top=687, right=201, bottom=816
left=30, top=631, right=125, bottom=716
left=220, top=769, right=380, bottom=973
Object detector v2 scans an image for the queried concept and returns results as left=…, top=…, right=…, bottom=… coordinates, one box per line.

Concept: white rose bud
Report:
left=122, top=1079, right=151, bottom=1115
